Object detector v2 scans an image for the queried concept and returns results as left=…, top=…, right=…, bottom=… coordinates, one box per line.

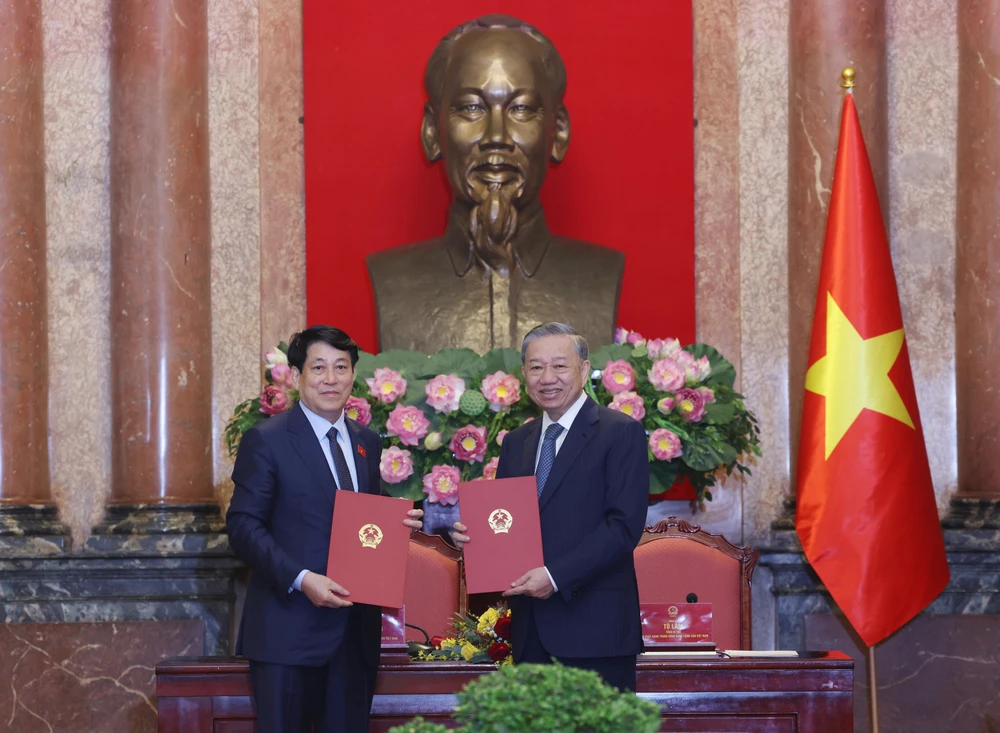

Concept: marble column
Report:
left=948, top=0, right=1000, bottom=527
left=95, top=0, right=221, bottom=538
left=784, top=0, right=888, bottom=519
left=0, top=0, right=69, bottom=551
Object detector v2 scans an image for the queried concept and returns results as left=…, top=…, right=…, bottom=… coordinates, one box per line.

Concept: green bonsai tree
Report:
left=387, top=663, right=661, bottom=733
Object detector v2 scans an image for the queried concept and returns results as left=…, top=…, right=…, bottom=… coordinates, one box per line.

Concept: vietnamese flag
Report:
left=794, top=92, right=949, bottom=648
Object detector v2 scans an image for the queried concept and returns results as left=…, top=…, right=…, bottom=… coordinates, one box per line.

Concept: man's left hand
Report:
left=404, top=508, right=423, bottom=531
left=503, top=567, right=554, bottom=599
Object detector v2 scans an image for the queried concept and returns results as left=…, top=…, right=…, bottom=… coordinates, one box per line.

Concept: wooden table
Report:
left=156, top=652, right=854, bottom=732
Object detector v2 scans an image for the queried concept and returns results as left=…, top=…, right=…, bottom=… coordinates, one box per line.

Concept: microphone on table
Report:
left=686, top=593, right=698, bottom=603
left=404, top=623, right=433, bottom=656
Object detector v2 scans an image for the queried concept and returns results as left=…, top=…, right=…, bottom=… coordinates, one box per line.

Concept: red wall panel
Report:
left=303, top=1, right=694, bottom=353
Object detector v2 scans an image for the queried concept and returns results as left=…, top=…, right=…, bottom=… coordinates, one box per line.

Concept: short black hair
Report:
left=287, top=325, right=359, bottom=371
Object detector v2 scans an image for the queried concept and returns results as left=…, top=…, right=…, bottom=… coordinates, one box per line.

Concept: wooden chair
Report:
left=402, top=531, right=466, bottom=641
left=634, top=516, right=759, bottom=649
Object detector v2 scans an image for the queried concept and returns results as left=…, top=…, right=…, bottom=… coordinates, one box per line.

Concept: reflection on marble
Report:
left=42, top=0, right=113, bottom=546
left=208, top=0, right=263, bottom=510
left=886, top=0, right=958, bottom=513
left=0, top=620, right=203, bottom=733
left=735, top=0, right=792, bottom=545
left=806, top=613, right=1000, bottom=733
left=1, top=553, right=240, bottom=656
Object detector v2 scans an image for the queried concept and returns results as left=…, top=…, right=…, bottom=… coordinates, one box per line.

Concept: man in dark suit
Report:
left=227, top=325, right=422, bottom=733
left=453, top=322, right=650, bottom=691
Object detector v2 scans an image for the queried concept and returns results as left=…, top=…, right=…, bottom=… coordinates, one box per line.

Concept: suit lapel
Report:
left=287, top=403, right=337, bottom=505
left=345, top=418, right=371, bottom=494
left=521, top=418, right=544, bottom=478
left=538, top=398, right=600, bottom=511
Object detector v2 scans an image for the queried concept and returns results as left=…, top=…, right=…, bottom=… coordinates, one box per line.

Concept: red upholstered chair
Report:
left=634, top=517, right=759, bottom=650
left=402, top=532, right=466, bottom=642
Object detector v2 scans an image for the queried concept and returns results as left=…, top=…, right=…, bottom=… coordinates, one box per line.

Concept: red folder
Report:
left=458, top=476, right=544, bottom=595
left=326, top=491, right=411, bottom=608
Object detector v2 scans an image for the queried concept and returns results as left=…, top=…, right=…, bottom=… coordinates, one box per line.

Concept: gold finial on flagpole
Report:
left=841, top=67, right=856, bottom=89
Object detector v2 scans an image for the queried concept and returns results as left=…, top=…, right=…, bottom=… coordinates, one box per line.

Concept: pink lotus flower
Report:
left=269, top=363, right=295, bottom=389
left=481, top=371, right=521, bottom=411
left=626, top=331, right=646, bottom=347
left=496, top=429, right=509, bottom=446
left=648, top=358, right=686, bottom=393
left=689, top=356, right=712, bottom=382
left=263, top=347, right=288, bottom=369
left=386, top=404, right=430, bottom=446
left=657, top=396, right=675, bottom=414
left=649, top=428, right=683, bottom=461
left=450, top=424, right=488, bottom=463
left=676, top=388, right=707, bottom=422
left=646, top=338, right=681, bottom=360
left=673, top=349, right=696, bottom=372
left=480, top=456, right=500, bottom=480
left=601, top=360, right=636, bottom=394
left=344, top=396, right=372, bottom=426
left=366, top=367, right=407, bottom=404
left=259, top=385, right=290, bottom=416
left=423, top=465, right=461, bottom=505
left=380, top=446, right=415, bottom=484
left=608, top=391, right=646, bottom=421
left=696, top=386, right=716, bottom=404
left=425, top=374, right=466, bottom=414
left=613, top=327, right=630, bottom=345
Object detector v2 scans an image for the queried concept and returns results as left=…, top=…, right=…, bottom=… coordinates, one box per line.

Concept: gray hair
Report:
left=520, top=322, right=589, bottom=363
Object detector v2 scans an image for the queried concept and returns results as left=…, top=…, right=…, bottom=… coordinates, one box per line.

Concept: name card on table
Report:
left=641, top=603, right=713, bottom=647
left=381, top=606, right=406, bottom=649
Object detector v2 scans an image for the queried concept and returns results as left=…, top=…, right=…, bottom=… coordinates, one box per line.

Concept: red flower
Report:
left=430, top=635, right=444, bottom=649
left=259, top=385, right=290, bottom=416
left=488, top=641, right=511, bottom=662
left=493, top=614, right=511, bottom=640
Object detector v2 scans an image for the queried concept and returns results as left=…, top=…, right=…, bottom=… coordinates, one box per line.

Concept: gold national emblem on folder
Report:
left=359, top=523, right=383, bottom=549
left=488, top=509, right=513, bottom=534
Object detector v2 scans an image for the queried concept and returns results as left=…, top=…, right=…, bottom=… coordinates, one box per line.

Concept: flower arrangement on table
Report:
left=224, top=329, right=760, bottom=506
left=414, top=604, right=513, bottom=666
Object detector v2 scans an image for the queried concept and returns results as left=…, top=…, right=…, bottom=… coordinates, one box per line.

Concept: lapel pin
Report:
left=357, top=444, right=366, bottom=457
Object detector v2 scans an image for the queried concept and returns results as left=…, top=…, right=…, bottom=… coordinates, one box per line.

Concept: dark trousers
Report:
left=517, top=605, right=637, bottom=693
left=248, top=612, right=376, bottom=733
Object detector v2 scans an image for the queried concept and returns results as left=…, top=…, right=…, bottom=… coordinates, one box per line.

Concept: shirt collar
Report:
left=540, top=390, right=589, bottom=437
left=443, top=202, right=551, bottom=278
left=299, top=401, right=348, bottom=444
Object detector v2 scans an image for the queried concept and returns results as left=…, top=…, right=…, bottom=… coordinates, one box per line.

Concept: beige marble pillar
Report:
left=104, top=0, right=215, bottom=525
left=953, top=0, right=1000, bottom=514
left=787, top=0, right=888, bottom=495
left=0, top=0, right=68, bottom=550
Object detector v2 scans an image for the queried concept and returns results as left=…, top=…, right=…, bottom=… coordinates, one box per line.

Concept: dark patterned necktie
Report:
left=535, top=423, right=565, bottom=497
left=327, top=427, right=355, bottom=492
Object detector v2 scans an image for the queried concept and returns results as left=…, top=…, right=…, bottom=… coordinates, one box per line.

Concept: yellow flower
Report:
left=461, top=642, right=477, bottom=661
left=440, top=637, right=458, bottom=649
left=502, top=655, right=514, bottom=666
left=477, top=607, right=499, bottom=632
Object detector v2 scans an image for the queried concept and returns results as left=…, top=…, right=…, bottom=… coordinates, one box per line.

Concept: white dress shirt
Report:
left=291, top=402, right=359, bottom=593
left=533, top=390, right=589, bottom=592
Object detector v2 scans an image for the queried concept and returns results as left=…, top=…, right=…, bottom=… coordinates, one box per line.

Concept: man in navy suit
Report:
left=227, top=325, right=422, bottom=733
left=453, top=322, right=650, bottom=691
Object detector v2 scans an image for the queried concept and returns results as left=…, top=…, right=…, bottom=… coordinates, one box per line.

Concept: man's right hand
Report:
left=450, top=521, right=470, bottom=549
left=300, top=571, right=353, bottom=608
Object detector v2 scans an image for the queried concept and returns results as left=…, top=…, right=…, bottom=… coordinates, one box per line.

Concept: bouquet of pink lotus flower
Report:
left=225, top=332, right=760, bottom=507
left=593, top=328, right=761, bottom=501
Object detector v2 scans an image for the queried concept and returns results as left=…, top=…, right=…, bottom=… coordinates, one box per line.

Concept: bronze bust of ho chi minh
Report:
left=366, top=14, right=624, bottom=353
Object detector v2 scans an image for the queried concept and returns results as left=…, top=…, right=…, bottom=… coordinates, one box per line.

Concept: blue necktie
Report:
left=327, top=427, right=355, bottom=492
left=535, top=423, right=564, bottom=497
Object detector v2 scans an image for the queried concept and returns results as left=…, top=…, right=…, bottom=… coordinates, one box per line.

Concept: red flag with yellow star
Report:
left=795, top=93, right=949, bottom=648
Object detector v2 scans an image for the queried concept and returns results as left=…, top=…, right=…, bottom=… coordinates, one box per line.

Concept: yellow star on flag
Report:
left=805, top=292, right=914, bottom=458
